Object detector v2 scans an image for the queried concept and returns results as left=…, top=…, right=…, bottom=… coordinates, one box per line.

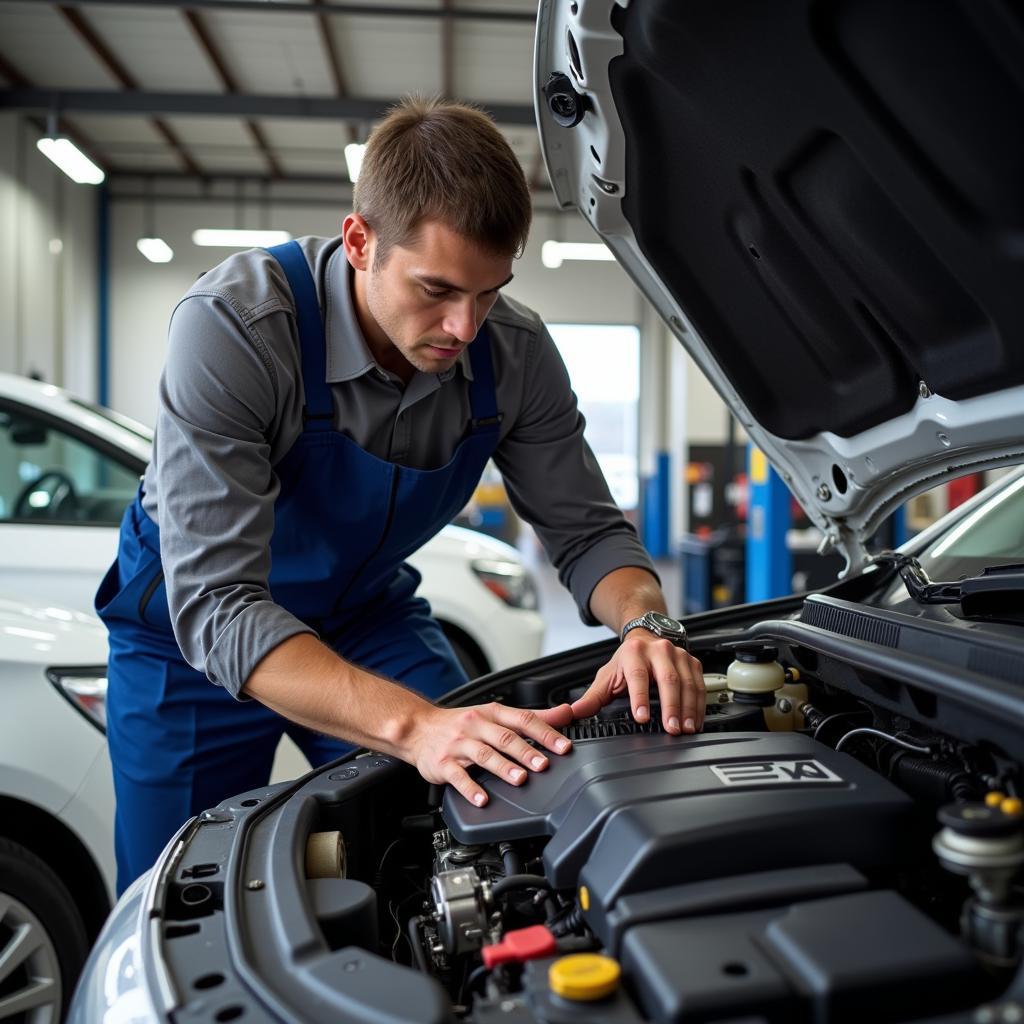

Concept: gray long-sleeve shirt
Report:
left=143, top=235, right=655, bottom=697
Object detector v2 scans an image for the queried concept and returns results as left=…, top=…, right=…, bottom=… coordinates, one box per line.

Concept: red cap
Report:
left=481, top=925, right=557, bottom=969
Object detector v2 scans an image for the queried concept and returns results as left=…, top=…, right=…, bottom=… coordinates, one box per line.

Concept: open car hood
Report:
left=534, top=0, right=1024, bottom=571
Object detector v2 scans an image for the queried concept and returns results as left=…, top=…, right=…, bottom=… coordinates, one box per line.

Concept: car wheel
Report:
left=443, top=632, right=490, bottom=680
left=0, top=838, right=90, bottom=1022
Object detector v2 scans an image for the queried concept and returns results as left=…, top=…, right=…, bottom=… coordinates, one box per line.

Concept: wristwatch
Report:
left=620, top=611, right=688, bottom=648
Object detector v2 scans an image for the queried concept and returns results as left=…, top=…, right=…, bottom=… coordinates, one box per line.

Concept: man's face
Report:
left=354, top=218, right=515, bottom=377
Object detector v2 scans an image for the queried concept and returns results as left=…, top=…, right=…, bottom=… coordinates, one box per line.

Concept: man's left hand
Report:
left=570, top=631, right=705, bottom=735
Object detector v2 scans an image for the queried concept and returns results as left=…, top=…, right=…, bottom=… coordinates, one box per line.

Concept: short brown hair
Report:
left=354, top=96, right=532, bottom=265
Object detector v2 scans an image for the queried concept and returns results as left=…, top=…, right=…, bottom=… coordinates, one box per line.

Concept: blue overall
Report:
left=97, top=241, right=502, bottom=892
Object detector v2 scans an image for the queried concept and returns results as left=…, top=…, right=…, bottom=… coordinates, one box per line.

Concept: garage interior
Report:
left=2, top=2, right=1020, bottom=1022
left=0, top=0, right=745, bottom=667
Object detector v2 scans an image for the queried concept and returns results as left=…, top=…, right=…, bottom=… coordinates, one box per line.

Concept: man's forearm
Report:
left=242, top=632, right=576, bottom=807
left=241, top=633, right=430, bottom=757
left=589, top=566, right=667, bottom=635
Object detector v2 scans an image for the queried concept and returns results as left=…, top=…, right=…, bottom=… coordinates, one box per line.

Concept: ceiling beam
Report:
left=7, top=0, right=536, bottom=23
left=0, top=49, right=31, bottom=88
left=108, top=186, right=566, bottom=215
left=312, top=0, right=348, bottom=98
left=0, top=87, right=539, bottom=126
left=310, top=0, right=357, bottom=147
left=0, top=50, right=108, bottom=171
left=56, top=5, right=203, bottom=177
left=106, top=173, right=561, bottom=209
left=181, top=8, right=284, bottom=178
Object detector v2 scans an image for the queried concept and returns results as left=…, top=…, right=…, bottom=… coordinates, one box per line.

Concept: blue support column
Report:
left=97, top=182, right=110, bottom=406
left=641, top=450, right=671, bottom=559
left=890, top=505, right=909, bottom=548
left=746, top=446, right=792, bottom=602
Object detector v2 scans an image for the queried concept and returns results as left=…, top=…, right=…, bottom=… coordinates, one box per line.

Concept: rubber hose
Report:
left=499, top=842, right=522, bottom=878
left=407, top=916, right=430, bottom=973
left=891, top=754, right=975, bottom=803
left=491, top=874, right=550, bottom=898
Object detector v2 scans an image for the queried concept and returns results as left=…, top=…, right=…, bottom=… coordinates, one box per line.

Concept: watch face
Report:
left=650, top=612, right=683, bottom=633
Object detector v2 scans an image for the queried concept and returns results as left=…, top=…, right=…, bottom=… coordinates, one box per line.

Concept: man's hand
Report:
left=404, top=702, right=574, bottom=807
left=245, top=636, right=575, bottom=808
left=571, top=631, right=705, bottom=735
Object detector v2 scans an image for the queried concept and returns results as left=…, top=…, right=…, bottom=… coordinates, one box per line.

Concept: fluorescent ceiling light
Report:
left=345, top=142, right=366, bottom=183
left=541, top=240, right=615, bottom=269
left=192, top=229, right=292, bottom=248
left=36, top=137, right=105, bottom=185
left=137, top=237, right=174, bottom=264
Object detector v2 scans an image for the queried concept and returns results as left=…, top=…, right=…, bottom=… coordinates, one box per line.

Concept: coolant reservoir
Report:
left=727, top=644, right=785, bottom=699
left=726, top=644, right=805, bottom=731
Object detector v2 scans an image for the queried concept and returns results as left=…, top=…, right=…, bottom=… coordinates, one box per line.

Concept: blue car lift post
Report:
left=746, top=446, right=792, bottom=602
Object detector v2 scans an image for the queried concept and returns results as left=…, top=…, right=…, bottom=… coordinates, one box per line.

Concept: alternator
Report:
left=430, top=867, right=494, bottom=956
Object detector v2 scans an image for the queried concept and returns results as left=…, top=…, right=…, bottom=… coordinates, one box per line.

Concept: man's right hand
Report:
left=405, top=702, right=574, bottom=807
left=244, top=635, right=575, bottom=807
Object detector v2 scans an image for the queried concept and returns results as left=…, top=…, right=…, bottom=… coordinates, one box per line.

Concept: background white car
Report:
left=0, top=597, right=113, bottom=1022
left=0, top=371, right=545, bottom=678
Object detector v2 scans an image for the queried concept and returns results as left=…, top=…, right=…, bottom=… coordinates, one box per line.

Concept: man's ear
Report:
left=342, top=213, right=374, bottom=271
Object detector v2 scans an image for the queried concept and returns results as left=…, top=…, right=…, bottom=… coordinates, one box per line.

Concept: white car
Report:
left=0, top=372, right=545, bottom=678
left=0, top=597, right=114, bottom=1022
left=0, top=372, right=545, bottom=1022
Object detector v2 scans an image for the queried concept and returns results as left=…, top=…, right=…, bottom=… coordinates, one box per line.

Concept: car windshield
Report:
left=914, top=472, right=1024, bottom=582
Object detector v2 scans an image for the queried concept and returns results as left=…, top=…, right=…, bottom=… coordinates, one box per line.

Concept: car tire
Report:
left=444, top=633, right=490, bottom=680
left=0, top=837, right=90, bottom=1021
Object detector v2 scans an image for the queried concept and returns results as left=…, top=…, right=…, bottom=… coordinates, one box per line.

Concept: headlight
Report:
left=47, top=666, right=107, bottom=733
left=68, top=871, right=158, bottom=1024
left=471, top=559, right=540, bottom=610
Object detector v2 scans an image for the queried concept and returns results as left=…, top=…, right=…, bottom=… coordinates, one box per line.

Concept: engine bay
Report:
left=155, top=613, right=1024, bottom=1024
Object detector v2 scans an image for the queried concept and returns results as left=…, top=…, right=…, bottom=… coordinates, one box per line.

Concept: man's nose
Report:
left=442, top=301, right=479, bottom=343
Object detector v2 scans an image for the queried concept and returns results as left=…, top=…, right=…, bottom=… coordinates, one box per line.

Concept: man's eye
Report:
left=421, top=287, right=448, bottom=299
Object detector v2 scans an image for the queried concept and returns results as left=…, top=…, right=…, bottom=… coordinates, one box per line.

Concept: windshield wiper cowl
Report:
left=958, top=564, right=1024, bottom=625
left=874, top=553, right=1024, bottom=624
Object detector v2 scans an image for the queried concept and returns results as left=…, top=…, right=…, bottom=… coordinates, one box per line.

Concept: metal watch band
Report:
left=621, top=615, right=653, bottom=641
left=620, top=611, right=687, bottom=647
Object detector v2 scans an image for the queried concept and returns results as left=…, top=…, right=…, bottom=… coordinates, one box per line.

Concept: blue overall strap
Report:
left=467, top=324, right=501, bottom=430
left=265, top=241, right=333, bottom=430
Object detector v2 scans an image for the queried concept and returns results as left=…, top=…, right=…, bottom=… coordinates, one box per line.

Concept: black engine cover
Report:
left=443, top=732, right=922, bottom=907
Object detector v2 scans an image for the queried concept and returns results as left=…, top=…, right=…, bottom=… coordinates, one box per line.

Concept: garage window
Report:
left=548, top=323, right=640, bottom=510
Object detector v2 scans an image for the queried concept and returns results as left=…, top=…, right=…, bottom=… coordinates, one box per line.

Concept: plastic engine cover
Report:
left=442, top=732, right=922, bottom=903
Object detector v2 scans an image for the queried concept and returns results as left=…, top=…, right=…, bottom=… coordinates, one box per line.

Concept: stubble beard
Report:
left=365, top=275, right=460, bottom=376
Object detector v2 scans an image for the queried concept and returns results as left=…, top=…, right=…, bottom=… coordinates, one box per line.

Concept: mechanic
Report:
left=96, top=98, right=704, bottom=892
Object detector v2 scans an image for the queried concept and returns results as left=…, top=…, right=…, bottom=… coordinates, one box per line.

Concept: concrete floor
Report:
left=271, top=545, right=681, bottom=783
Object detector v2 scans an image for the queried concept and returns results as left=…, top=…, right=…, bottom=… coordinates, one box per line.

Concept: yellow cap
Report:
left=579, top=886, right=590, bottom=912
left=986, top=791, right=1006, bottom=808
left=549, top=954, right=621, bottom=1001
left=1001, top=798, right=1023, bottom=817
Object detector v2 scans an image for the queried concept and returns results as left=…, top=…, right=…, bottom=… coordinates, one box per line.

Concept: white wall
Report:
left=0, top=114, right=98, bottom=395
